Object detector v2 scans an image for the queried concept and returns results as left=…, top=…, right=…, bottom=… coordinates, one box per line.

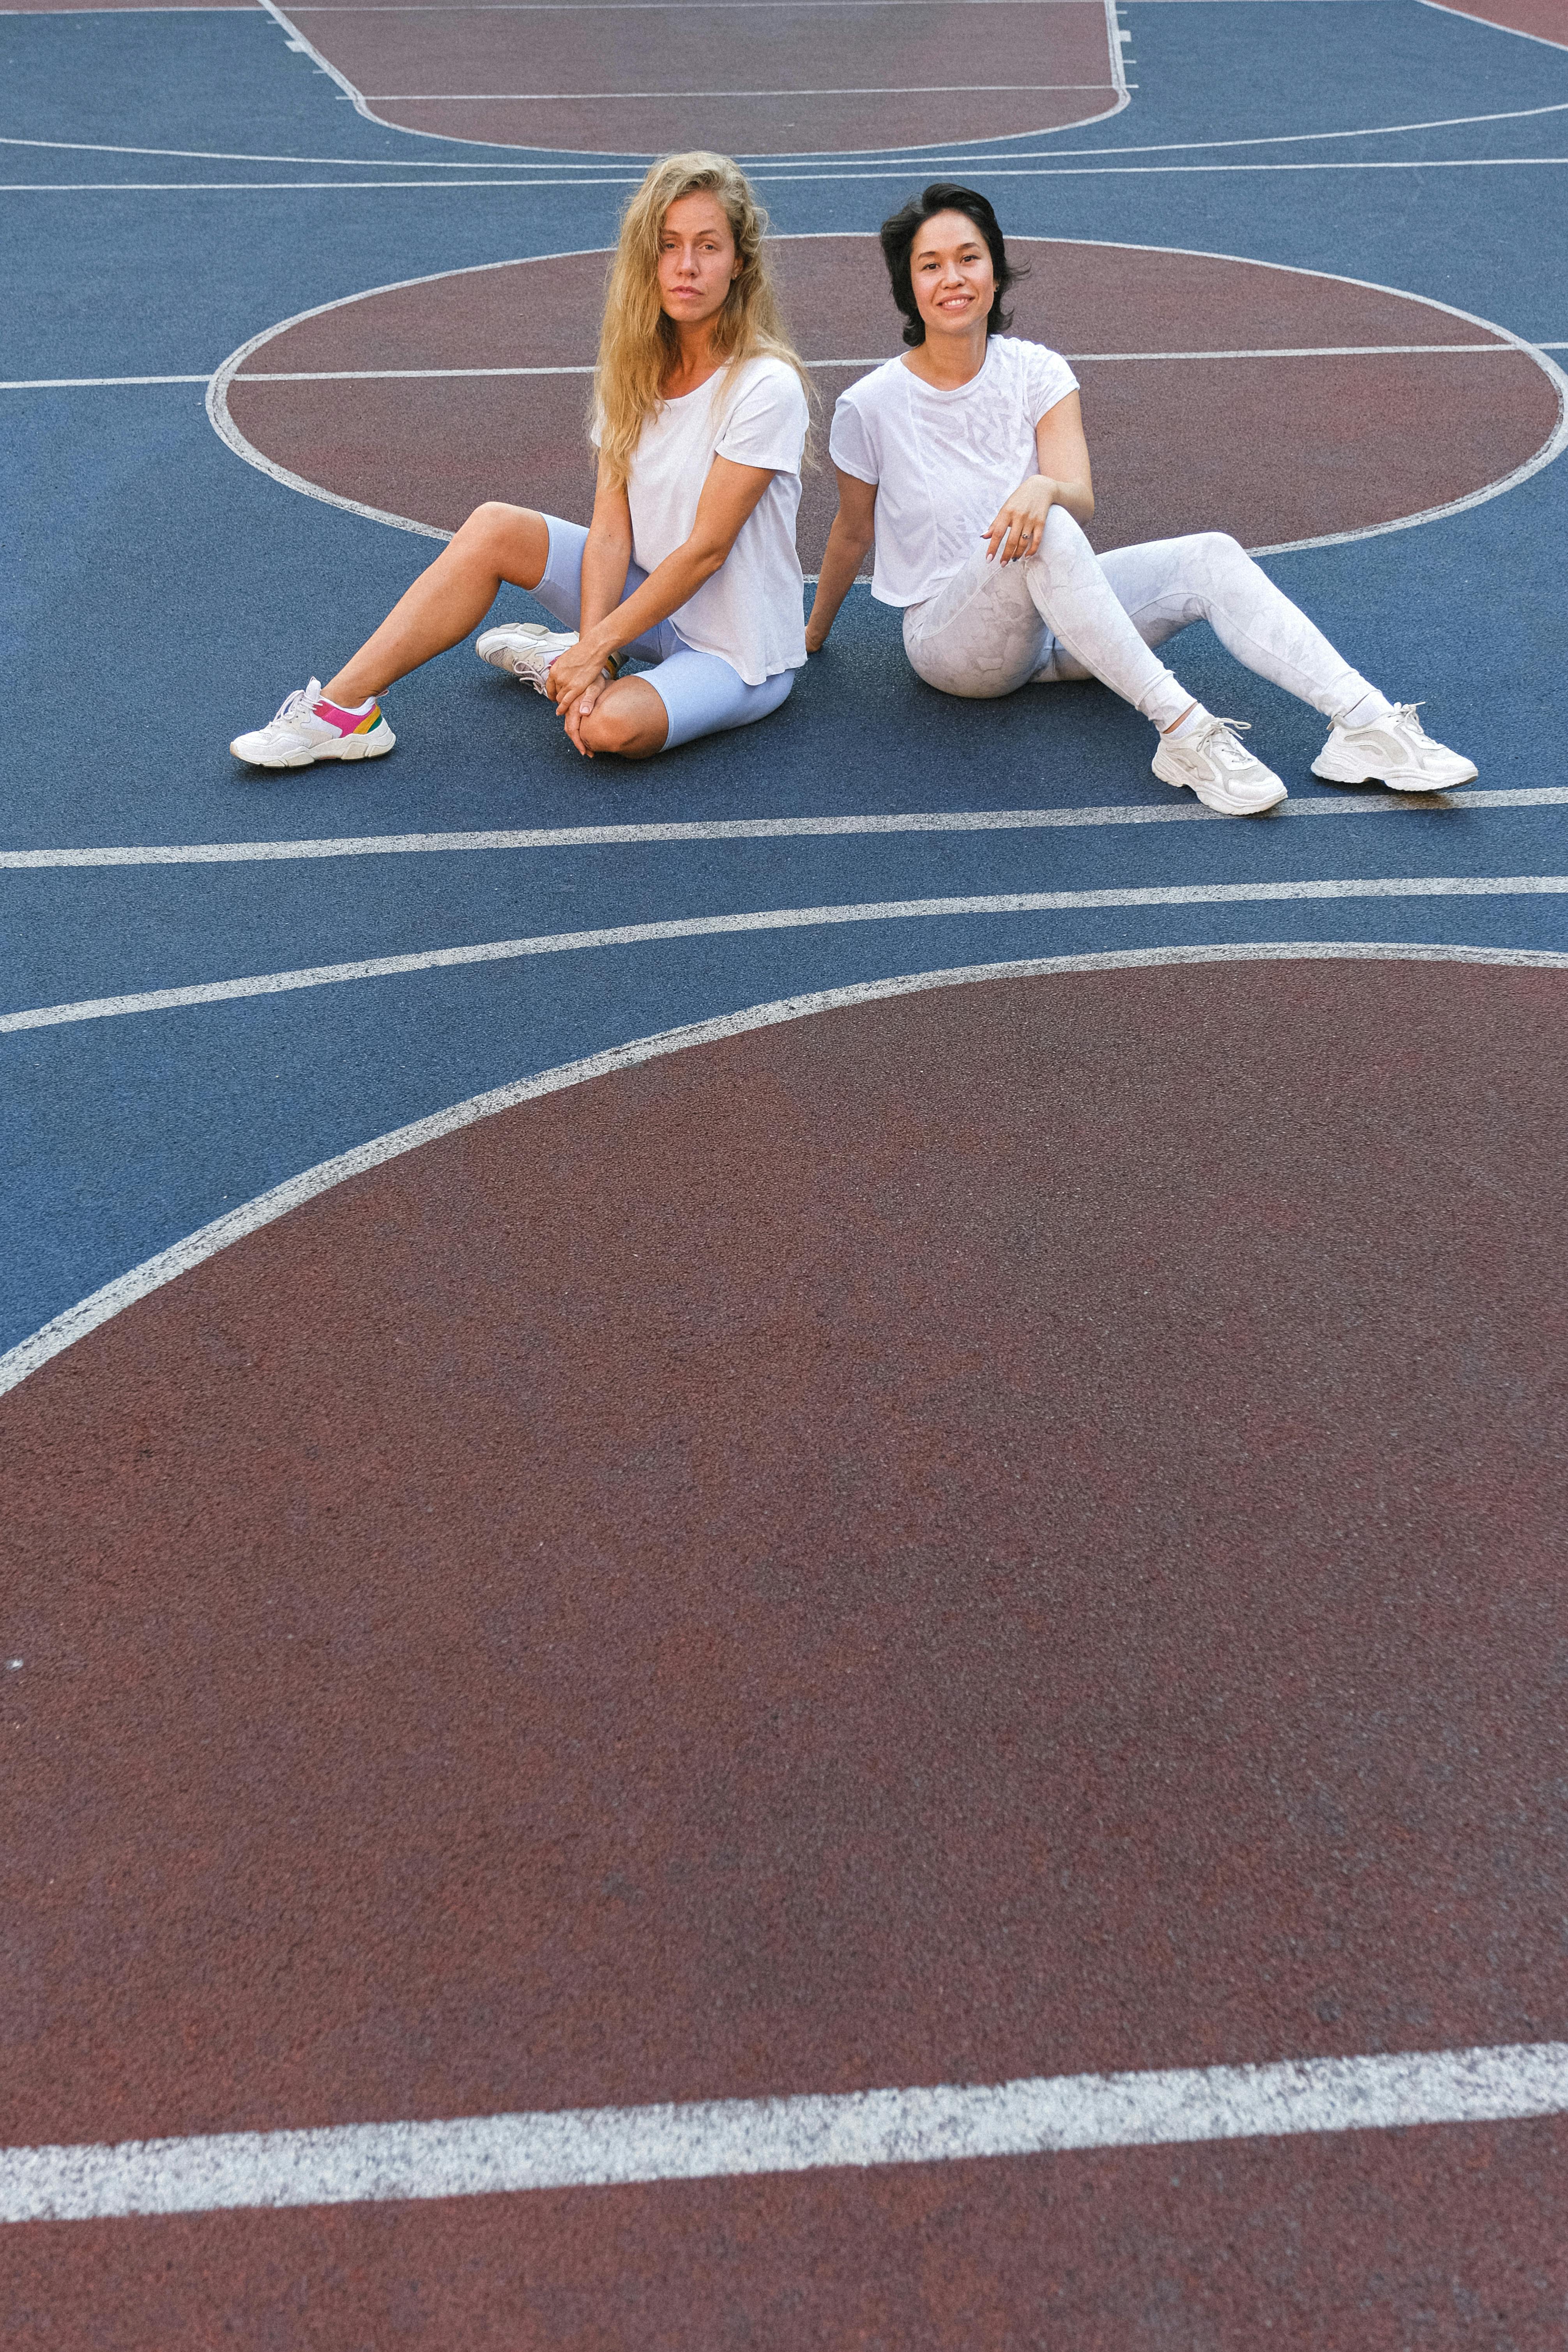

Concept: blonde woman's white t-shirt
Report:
left=829, top=337, right=1080, bottom=608
left=613, top=354, right=810, bottom=684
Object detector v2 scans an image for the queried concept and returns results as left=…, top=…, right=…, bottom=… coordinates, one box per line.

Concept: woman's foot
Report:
left=476, top=622, right=581, bottom=695
left=1312, top=704, right=1477, bottom=792
left=230, top=682, right=394, bottom=769
left=1151, top=713, right=1287, bottom=815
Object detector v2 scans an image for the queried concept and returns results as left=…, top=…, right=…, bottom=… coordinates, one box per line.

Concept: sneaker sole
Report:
left=231, top=723, right=396, bottom=769
left=1310, top=751, right=1477, bottom=792
left=1151, top=749, right=1287, bottom=815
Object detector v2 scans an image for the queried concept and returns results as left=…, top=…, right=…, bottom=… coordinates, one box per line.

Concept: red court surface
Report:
left=282, top=0, right=1122, bottom=155
left=5, top=958, right=1568, bottom=2340
left=1429, top=0, right=1568, bottom=43
left=221, top=235, right=1560, bottom=563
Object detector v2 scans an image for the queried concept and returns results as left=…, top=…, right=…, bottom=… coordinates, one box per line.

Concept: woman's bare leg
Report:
left=322, top=502, right=552, bottom=705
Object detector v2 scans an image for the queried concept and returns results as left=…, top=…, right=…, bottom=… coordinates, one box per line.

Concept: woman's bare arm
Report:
left=548, top=454, right=778, bottom=709
left=984, top=391, right=1096, bottom=561
left=577, top=469, right=636, bottom=641
left=804, top=469, right=878, bottom=652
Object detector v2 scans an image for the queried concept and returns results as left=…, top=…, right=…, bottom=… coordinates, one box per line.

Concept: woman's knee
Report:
left=1038, top=503, right=1091, bottom=558
left=1193, top=530, right=1250, bottom=577
left=1023, top=502, right=1094, bottom=587
left=454, top=501, right=548, bottom=577
left=580, top=687, right=668, bottom=759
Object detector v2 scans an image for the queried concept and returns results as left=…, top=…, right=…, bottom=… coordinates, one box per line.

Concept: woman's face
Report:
left=909, top=209, right=995, bottom=339
left=658, top=192, right=741, bottom=330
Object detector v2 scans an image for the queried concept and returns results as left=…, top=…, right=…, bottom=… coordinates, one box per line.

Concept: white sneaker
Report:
left=476, top=622, right=579, bottom=694
left=1151, top=714, right=1287, bottom=815
left=1312, top=703, right=1476, bottom=792
left=230, top=681, right=394, bottom=769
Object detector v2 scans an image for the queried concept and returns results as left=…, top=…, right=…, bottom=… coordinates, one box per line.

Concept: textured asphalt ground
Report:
left=4, top=0, right=1568, bottom=2339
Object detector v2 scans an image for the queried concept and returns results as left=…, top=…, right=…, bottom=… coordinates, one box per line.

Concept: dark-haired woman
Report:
left=806, top=184, right=1475, bottom=813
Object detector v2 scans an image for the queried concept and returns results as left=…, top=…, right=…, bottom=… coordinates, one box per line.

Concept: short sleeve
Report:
left=1024, top=343, right=1080, bottom=424
left=827, top=388, right=878, bottom=485
left=713, top=359, right=808, bottom=476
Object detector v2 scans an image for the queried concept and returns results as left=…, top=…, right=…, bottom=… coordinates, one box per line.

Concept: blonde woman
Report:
left=231, top=154, right=811, bottom=767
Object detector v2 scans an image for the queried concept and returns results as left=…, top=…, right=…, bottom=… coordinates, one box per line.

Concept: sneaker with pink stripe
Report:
left=230, top=681, right=396, bottom=770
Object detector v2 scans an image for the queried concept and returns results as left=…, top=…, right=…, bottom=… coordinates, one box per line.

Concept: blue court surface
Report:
left=4, top=0, right=1568, bottom=2341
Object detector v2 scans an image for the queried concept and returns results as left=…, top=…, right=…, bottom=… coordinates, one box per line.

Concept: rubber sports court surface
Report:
left=4, top=0, right=1568, bottom=2341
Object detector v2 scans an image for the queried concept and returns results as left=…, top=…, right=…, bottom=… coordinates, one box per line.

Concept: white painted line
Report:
left=2, top=347, right=1540, bottom=399
left=217, top=345, right=1526, bottom=382
left=6, top=94, right=1561, bottom=168
left=11, top=160, right=1568, bottom=190
left=1058, top=343, right=1518, bottom=359
left=238, top=363, right=599, bottom=378
left=763, top=158, right=1568, bottom=179
left=201, top=236, right=1567, bottom=559
left=0, top=373, right=210, bottom=390
left=288, top=0, right=1129, bottom=9
left=4, top=877, right=1568, bottom=1036
left=5, top=94, right=1562, bottom=168
left=5, top=2039, right=1568, bottom=2222
left=7, top=787, right=1563, bottom=871
left=2, top=941, right=1564, bottom=1401
left=257, top=0, right=1130, bottom=152
left=360, top=83, right=1114, bottom=99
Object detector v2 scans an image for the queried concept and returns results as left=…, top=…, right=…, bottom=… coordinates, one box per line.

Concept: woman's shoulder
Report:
left=730, top=349, right=808, bottom=401
left=990, top=335, right=1079, bottom=412
left=836, top=354, right=910, bottom=411
left=991, top=334, right=1069, bottom=370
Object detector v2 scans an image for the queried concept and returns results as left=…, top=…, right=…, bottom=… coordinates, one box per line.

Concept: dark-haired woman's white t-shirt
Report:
left=828, top=336, right=1079, bottom=608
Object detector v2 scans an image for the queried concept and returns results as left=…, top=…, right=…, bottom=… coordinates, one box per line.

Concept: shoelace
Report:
left=1188, top=714, right=1252, bottom=761
left=267, top=687, right=315, bottom=731
left=1386, top=700, right=1433, bottom=743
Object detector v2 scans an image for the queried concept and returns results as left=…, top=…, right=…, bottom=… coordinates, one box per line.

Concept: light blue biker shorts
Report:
left=531, top=515, right=795, bottom=752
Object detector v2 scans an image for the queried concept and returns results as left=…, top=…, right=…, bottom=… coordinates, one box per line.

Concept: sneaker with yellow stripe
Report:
left=230, top=681, right=395, bottom=769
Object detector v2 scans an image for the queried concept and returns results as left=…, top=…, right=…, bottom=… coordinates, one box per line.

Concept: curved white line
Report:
left=11, top=159, right=1568, bottom=189
left=3, top=941, right=1565, bottom=1401
left=206, top=242, right=613, bottom=541
left=4, top=95, right=1564, bottom=170
left=7, top=877, right=1568, bottom=1035
left=206, top=234, right=1568, bottom=556
left=256, top=0, right=1129, bottom=158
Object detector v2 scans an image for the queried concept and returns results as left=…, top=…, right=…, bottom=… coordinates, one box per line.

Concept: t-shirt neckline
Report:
left=897, top=341, right=998, bottom=402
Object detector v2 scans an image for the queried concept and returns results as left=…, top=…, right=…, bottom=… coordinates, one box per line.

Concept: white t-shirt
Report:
left=614, top=353, right=809, bottom=684
left=829, top=336, right=1080, bottom=608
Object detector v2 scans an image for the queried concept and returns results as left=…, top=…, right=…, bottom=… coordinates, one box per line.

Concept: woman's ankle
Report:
left=319, top=673, right=378, bottom=709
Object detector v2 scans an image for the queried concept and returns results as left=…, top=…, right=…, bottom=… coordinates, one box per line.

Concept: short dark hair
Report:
left=878, top=183, right=1022, bottom=348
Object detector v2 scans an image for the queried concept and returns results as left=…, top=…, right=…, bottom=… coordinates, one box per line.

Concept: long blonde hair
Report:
left=593, top=151, right=809, bottom=489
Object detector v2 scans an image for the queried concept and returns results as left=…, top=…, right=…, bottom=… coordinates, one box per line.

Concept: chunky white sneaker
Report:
left=1311, top=702, right=1476, bottom=792
left=476, top=622, right=580, bottom=694
left=230, top=681, right=394, bottom=769
left=1151, top=714, right=1287, bottom=815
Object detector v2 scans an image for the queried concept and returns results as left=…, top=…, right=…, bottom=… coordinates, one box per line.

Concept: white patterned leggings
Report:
left=901, top=510, right=1376, bottom=734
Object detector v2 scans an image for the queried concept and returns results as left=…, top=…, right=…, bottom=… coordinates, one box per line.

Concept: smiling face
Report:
left=909, top=208, right=997, bottom=341
left=657, top=191, right=742, bottom=331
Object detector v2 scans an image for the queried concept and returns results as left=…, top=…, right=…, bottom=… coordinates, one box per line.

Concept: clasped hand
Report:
left=983, top=476, right=1059, bottom=564
left=546, top=633, right=617, bottom=754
